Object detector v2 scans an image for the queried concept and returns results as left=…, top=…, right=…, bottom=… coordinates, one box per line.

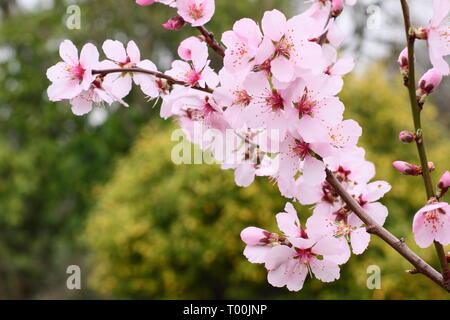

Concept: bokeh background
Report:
left=0, top=0, right=449, bottom=299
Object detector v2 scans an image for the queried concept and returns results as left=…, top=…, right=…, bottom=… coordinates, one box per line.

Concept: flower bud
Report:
left=417, top=68, right=442, bottom=99
left=136, top=0, right=155, bottom=6
left=331, top=0, right=344, bottom=17
left=413, top=27, right=428, bottom=40
left=392, top=161, right=421, bottom=176
left=438, top=171, right=450, bottom=193
left=240, top=227, right=270, bottom=246
left=397, top=47, right=409, bottom=72
left=427, top=162, right=435, bottom=172
left=399, top=130, right=415, bottom=143
left=162, top=15, right=186, bottom=30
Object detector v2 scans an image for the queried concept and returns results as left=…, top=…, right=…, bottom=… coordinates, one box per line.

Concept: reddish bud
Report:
left=427, top=162, right=435, bottom=173
left=438, top=171, right=450, bottom=194
left=162, top=15, right=186, bottom=30
left=392, top=161, right=421, bottom=176
left=136, top=0, right=155, bottom=6
left=240, top=227, right=270, bottom=246
left=398, top=47, right=409, bottom=72
left=417, top=68, right=443, bottom=100
left=331, top=0, right=344, bottom=17
left=399, top=130, right=415, bottom=143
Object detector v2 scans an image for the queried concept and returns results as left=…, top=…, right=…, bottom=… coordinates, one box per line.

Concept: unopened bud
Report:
left=331, top=0, right=344, bottom=17
left=417, top=68, right=442, bottom=101
left=399, top=130, right=415, bottom=143
left=162, top=15, right=186, bottom=30
left=437, top=171, right=450, bottom=195
left=136, top=0, right=156, bottom=6
left=240, top=227, right=271, bottom=246
left=413, top=27, right=428, bottom=40
left=397, top=47, right=409, bottom=72
left=392, top=161, right=421, bottom=176
left=427, top=162, right=435, bottom=172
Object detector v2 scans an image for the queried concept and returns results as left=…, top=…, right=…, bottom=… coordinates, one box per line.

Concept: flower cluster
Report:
left=46, top=0, right=449, bottom=291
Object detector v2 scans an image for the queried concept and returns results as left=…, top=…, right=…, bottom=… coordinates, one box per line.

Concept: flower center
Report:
left=264, top=89, right=284, bottom=112
left=70, top=63, right=85, bottom=82
left=233, top=89, right=252, bottom=106
left=292, top=139, right=310, bottom=160
left=293, top=92, right=316, bottom=118
left=295, top=248, right=312, bottom=264
left=189, top=3, right=205, bottom=20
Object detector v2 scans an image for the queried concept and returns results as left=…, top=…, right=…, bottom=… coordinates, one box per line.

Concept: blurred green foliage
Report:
left=0, top=0, right=288, bottom=298
left=84, top=67, right=450, bottom=299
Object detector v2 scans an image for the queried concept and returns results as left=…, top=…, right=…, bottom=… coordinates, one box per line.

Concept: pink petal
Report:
left=350, top=228, right=371, bottom=254
left=102, top=39, right=127, bottom=63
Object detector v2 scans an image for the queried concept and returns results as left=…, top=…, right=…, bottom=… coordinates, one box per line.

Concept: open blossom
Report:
left=255, top=9, right=325, bottom=83
left=166, top=40, right=218, bottom=88
left=177, top=0, right=215, bottom=27
left=241, top=202, right=347, bottom=291
left=102, top=40, right=160, bottom=98
left=426, top=0, right=450, bottom=75
left=221, top=18, right=262, bottom=72
left=413, top=201, right=450, bottom=248
left=47, top=40, right=98, bottom=101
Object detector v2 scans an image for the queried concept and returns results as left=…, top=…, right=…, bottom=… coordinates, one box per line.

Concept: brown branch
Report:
left=92, top=67, right=213, bottom=94
left=325, top=169, right=449, bottom=292
left=399, top=0, right=450, bottom=281
left=196, top=26, right=225, bottom=57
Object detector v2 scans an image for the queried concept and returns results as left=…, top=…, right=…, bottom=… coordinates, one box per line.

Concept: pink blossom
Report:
left=177, top=36, right=203, bottom=60
left=397, top=47, right=409, bottom=73
left=177, top=0, right=215, bottom=27
left=413, top=201, right=450, bottom=248
left=265, top=236, right=345, bottom=291
left=222, top=18, right=262, bottom=72
left=256, top=9, right=325, bottom=83
left=426, top=0, right=450, bottom=75
left=166, top=41, right=218, bottom=88
left=47, top=40, right=99, bottom=101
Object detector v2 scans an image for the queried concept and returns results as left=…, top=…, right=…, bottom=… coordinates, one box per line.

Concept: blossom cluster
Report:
left=46, top=0, right=450, bottom=291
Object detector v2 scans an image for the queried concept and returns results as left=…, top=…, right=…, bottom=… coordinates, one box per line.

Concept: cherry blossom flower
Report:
left=177, top=0, right=215, bottom=27
left=426, top=0, right=450, bottom=75
left=166, top=40, right=219, bottom=88
left=47, top=40, right=99, bottom=102
left=221, top=18, right=262, bottom=72
left=255, top=9, right=325, bottom=83
left=265, top=235, right=346, bottom=291
left=413, top=201, right=450, bottom=248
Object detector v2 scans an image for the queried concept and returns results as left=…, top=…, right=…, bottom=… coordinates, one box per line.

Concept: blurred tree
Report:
left=0, top=0, right=287, bottom=298
left=84, top=67, right=450, bottom=299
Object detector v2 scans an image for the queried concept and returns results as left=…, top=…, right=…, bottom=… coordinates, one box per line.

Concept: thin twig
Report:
left=92, top=68, right=214, bottom=94
left=399, top=0, right=450, bottom=282
left=325, top=169, right=449, bottom=292
left=196, top=26, right=225, bottom=57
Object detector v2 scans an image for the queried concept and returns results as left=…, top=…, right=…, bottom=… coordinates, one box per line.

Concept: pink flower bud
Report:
left=397, top=47, right=409, bottom=72
left=417, top=68, right=442, bottom=97
left=392, top=161, right=421, bottom=176
left=438, top=171, right=450, bottom=191
left=240, top=227, right=269, bottom=246
left=136, top=0, right=155, bottom=6
left=427, top=162, right=435, bottom=172
left=399, top=130, right=415, bottom=143
left=332, top=0, right=344, bottom=17
left=162, top=16, right=186, bottom=30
